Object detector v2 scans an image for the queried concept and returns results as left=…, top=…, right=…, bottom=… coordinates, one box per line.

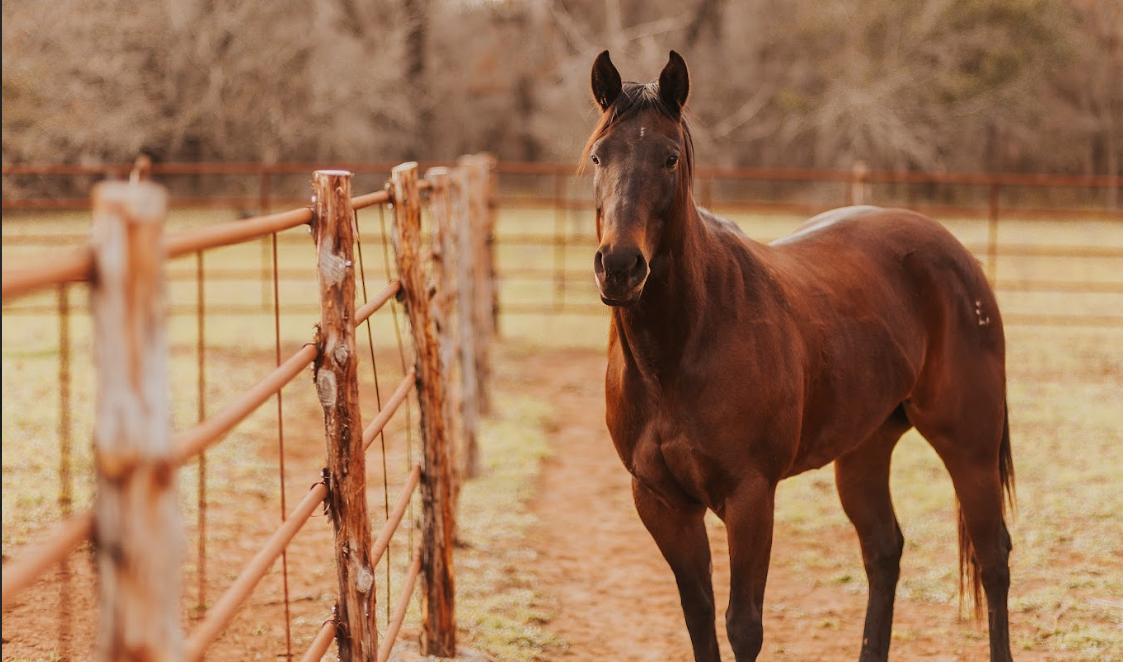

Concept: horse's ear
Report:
left=591, top=50, right=623, bottom=111
left=658, top=50, right=690, bottom=117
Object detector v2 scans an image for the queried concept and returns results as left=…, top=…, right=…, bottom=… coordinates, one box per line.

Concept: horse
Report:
left=585, top=50, right=1015, bottom=662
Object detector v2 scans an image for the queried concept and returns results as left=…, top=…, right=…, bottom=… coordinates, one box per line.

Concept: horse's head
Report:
left=585, top=50, right=693, bottom=307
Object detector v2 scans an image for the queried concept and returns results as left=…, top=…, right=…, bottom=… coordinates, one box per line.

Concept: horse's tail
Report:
left=957, top=398, right=1015, bottom=618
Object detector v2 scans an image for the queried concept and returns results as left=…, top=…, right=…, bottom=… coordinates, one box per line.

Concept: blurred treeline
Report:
left=2, top=0, right=1120, bottom=178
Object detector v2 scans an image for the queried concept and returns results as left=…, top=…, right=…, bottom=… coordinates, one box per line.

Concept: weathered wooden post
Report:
left=849, top=160, right=869, bottom=206
left=426, top=167, right=463, bottom=506
left=460, top=155, right=493, bottom=416
left=452, top=165, right=482, bottom=481
left=480, top=153, right=500, bottom=335
left=91, top=180, right=182, bottom=662
left=312, top=169, right=379, bottom=661
left=391, top=162, right=457, bottom=657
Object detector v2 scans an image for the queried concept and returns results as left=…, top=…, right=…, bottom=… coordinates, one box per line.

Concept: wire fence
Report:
left=0, top=156, right=497, bottom=661
left=4, top=160, right=1122, bottom=328
left=1, top=156, right=1120, bottom=658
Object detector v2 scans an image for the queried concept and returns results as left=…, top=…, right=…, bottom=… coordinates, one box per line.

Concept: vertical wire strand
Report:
left=378, top=202, right=414, bottom=560
left=195, top=250, right=208, bottom=616
left=272, top=232, right=294, bottom=660
left=354, top=206, right=394, bottom=627
left=57, top=284, right=72, bottom=660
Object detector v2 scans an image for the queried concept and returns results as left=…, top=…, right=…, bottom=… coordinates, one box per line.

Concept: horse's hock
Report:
left=0, top=157, right=499, bottom=661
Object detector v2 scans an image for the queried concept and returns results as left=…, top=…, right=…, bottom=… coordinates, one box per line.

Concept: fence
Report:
left=0, top=155, right=498, bottom=661
left=493, top=162, right=1123, bottom=327
left=4, top=160, right=1122, bottom=328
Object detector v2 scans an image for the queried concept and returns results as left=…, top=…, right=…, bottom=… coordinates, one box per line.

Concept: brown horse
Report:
left=586, top=51, right=1015, bottom=662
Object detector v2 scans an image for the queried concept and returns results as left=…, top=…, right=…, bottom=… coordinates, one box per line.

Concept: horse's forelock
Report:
left=578, top=82, right=694, bottom=179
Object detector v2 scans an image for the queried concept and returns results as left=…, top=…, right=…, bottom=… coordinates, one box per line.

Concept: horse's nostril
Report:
left=633, top=254, right=645, bottom=272
left=594, top=251, right=605, bottom=272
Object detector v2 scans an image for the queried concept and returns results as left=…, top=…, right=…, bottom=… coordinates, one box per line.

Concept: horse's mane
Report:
left=579, top=82, right=695, bottom=185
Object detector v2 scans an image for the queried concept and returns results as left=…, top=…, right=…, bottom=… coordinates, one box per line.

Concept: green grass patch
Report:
left=454, top=391, right=565, bottom=660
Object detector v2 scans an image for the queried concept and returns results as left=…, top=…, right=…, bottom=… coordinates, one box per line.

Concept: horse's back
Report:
left=770, top=205, right=884, bottom=246
left=769, top=206, right=995, bottom=315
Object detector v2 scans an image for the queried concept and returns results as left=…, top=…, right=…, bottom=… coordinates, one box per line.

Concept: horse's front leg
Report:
left=633, top=479, right=721, bottom=662
left=721, top=472, right=777, bottom=662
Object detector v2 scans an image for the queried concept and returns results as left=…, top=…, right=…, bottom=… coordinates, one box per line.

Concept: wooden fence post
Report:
left=460, top=155, right=493, bottom=416
left=480, top=153, right=500, bottom=335
left=312, top=169, right=379, bottom=662
left=426, top=167, right=463, bottom=515
left=452, top=166, right=482, bottom=481
left=391, top=162, right=457, bottom=657
left=849, top=160, right=868, bottom=206
left=91, top=180, right=182, bottom=662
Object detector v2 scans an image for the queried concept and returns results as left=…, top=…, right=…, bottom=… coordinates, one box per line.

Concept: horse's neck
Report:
left=612, top=202, right=713, bottom=376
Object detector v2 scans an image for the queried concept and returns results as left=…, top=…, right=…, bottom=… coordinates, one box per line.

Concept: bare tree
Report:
left=2, top=0, right=1119, bottom=193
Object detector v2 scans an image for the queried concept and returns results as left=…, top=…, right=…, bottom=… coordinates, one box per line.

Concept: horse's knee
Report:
left=725, top=604, right=763, bottom=659
left=862, top=526, right=904, bottom=585
left=978, top=522, right=1012, bottom=582
left=979, top=553, right=1010, bottom=593
left=980, top=564, right=1010, bottom=591
left=675, top=574, right=716, bottom=618
left=977, top=526, right=1012, bottom=609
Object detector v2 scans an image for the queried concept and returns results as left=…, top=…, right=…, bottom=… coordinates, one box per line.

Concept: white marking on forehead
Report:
left=640, top=126, right=645, bottom=138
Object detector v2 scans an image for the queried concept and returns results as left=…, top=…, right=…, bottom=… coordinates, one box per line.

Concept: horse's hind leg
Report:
left=633, top=479, right=721, bottom=662
left=937, top=446, right=1013, bottom=661
left=908, top=398, right=1014, bottom=662
left=834, top=411, right=910, bottom=662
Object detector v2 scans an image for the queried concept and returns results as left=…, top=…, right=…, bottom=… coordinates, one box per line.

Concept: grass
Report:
left=3, top=204, right=1123, bottom=660
left=759, top=325, right=1123, bottom=661
left=454, top=388, right=566, bottom=660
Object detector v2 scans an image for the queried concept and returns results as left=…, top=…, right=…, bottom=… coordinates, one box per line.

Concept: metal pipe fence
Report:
left=0, top=157, right=495, bottom=661
left=5, top=160, right=1120, bottom=328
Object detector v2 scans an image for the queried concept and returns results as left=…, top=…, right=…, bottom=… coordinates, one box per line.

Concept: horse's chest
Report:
left=615, top=405, right=725, bottom=510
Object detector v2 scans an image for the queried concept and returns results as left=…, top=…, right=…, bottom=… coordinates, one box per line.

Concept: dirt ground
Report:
left=1, top=346, right=422, bottom=662
left=520, top=348, right=1069, bottom=662
left=3, top=340, right=1117, bottom=661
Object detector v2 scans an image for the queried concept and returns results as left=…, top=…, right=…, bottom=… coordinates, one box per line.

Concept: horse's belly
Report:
left=785, top=381, right=914, bottom=478
left=784, top=428, right=869, bottom=477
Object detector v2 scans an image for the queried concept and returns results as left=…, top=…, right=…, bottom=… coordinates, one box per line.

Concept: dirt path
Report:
left=523, top=348, right=1056, bottom=662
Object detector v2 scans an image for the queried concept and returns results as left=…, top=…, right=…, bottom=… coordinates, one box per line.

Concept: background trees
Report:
left=3, top=0, right=1120, bottom=181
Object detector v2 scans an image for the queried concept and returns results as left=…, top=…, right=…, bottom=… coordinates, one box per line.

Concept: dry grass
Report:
left=3, top=204, right=1122, bottom=660
left=758, top=325, right=1123, bottom=660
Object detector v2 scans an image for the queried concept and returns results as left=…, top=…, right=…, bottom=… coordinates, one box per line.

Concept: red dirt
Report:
left=521, top=347, right=1062, bottom=662
left=1, top=346, right=419, bottom=662
left=2, top=345, right=1069, bottom=661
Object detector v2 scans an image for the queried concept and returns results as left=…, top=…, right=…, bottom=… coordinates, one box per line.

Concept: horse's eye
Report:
left=591, top=155, right=601, bottom=166
left=665, top=154, right=679, bottom=169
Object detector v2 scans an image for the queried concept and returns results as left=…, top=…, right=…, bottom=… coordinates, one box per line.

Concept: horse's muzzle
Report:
left=594, top=246, right=649, bottom=306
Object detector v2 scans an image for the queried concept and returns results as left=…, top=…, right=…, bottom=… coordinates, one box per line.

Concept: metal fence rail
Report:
left=1, top=158, right=496, bottom=661
left=5, top=159, right=1120, bottom=329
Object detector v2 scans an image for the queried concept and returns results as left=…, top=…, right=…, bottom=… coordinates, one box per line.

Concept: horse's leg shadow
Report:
left=834, top=412, right=910, bottom=661
left=633, top=479, right=721, bottom=662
